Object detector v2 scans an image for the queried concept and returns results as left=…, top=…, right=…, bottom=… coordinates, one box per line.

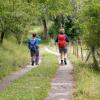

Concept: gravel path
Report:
left=0, top=47, right=75, bottom=100
left=45, top=47, right=75, bottom=100
left=0, top=58, right=42, bottom=91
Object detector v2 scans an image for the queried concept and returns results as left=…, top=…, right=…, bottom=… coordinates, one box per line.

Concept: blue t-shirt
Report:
left=28, top=37, right=41, bottom=50
left=35, top=37, right=41, bottom=44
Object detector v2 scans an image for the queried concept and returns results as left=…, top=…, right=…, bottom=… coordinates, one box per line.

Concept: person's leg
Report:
left=64, top=48, right=67, bottom=64
left=35, top=48, right=39, bottom=65
left=30, top=50, right=33, bottom=64
left=59, top=48, right=64, bottom=65
left=31, top=50, right=36, bottom=65
left=60, top=52, right=63, bottom=64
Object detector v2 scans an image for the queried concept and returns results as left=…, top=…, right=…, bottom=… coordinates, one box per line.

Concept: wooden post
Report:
left=80, top=45, right=84, bottom=60
left=85, top=50, right=91, bottom=62
left=76, top=40, right=79, bottom=57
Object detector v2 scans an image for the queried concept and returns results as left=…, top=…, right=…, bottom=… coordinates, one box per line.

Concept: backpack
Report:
left=28, top=38, right=37, bottom=51
left=58, top=34, right=66, bottom=48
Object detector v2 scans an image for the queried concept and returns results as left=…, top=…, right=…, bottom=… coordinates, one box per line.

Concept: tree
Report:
left=76, top=0, right=100, bottom=70
left=47, top=0, right=73, bottom=38
left=0, top=0, right=38, bottom=44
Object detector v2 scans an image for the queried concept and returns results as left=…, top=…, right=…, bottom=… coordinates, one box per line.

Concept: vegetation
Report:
left=0, top=39, right=29, bottom=79
left=0, top=0, right=73, bottom=78
left=69, top=54, right=100, bottom=100
left=74, top=0, right=100, bottom=70
left=0, top=0, right=99, bottom=99
left=0, top=53, right=58, bottom=100
left=0, top=0, right=73, bottom=43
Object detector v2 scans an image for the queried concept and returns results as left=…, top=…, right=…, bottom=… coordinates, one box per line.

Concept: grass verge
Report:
left=0, top=40, right=29, bottom=79
left=69, top=54, right=100, bottom=100
left=0, top=52, right=58, bottom=100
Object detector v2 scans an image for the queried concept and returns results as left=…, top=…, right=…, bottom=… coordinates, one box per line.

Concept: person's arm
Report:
left=55, top=36, right=58, bottom=43
left=37, top=38, right=41, bottom=44
left=38, top=38, right=41, bottom=43
left=65, top=35, right=69, bottom=42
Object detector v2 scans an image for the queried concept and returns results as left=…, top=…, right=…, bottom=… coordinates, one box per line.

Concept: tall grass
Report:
left=0, top=53, right=58, bottom=100
left=0, top=39, right=29, bottom=79
left=69, top=54, right=100, bottom=100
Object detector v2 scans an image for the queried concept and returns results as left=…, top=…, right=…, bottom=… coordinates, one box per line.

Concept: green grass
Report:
left=69, top=54, right=100, bottom=100
left=0, top=52, right=58, bottom=100
left=0, top=39, right=29, bottom=79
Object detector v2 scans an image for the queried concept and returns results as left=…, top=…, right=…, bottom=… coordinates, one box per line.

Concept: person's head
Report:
left=32, top=33, right=36, bottom=38
left=59, top=28, right=64, bottom=34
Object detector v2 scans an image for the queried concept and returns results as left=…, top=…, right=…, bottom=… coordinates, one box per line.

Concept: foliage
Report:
left=75, top=0, right=100, bottom=69
left=0, top=0, right=38, bottom=44
left=75, top=0, right=100, bottom=46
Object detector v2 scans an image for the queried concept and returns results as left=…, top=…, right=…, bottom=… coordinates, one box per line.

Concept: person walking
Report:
left=28, top=33, right=41, bottom=66
left=55, top=28, right=69, bottom=65
left=34, top=35, right=41, bottom=65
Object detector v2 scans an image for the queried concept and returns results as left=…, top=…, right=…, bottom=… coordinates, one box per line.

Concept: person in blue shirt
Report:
left=35, top=36, right=41, bottom=65
left=28, top=33, right=41, bottom=65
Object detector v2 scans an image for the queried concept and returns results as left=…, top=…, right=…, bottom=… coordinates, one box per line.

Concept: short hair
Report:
left=32, top=33, right=36, bottom=37
left=59, top=28, right=64, bottom=33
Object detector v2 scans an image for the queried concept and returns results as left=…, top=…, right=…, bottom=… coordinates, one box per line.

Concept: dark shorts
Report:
left=59, top=47, right=67, bottom=53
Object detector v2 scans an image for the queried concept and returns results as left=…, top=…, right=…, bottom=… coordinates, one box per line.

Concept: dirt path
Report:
left=0, top=58, right=42, bottom=91
left=0, top=47, right=75, bottom=100
left=45, top=47, right=75, bottom=100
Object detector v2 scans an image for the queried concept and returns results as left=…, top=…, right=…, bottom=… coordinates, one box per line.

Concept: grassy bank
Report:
left=0, top=52, right=58, bottom=100
left=69, top=54, right=100, bottom=100
left=0, top=39, right=29, bottom=79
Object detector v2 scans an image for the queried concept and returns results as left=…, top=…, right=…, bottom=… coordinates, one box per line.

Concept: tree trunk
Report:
left=15, top=34, right=22, bottom=45
left=75, top=42, right=77, bottom=56
left=16, top=37, right=21, bottom=45
left=76, top=40, right=79, bottom=57
left=42, top=17, right=48, bottom=39
left=72, top=41, right=75, bottom=55
left=60, top=14, right=65, bottom=28
left=73, top=44, right=75, bottom=55
left=0, top=31, right=5, bottom=44
left=91, top=46, right=99, bottom=70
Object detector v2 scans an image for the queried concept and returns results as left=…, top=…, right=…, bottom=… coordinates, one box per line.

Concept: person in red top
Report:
left=55, top=28, right=69, bottom=65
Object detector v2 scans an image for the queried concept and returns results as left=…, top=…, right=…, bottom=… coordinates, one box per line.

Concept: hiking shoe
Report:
left=64, top=60, right=67, bottom=65
left=35, top=63, right=39, bottom=65
left=60, top=60, right=63, bottom=65
left=32, top=61, right=34, bottom=66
